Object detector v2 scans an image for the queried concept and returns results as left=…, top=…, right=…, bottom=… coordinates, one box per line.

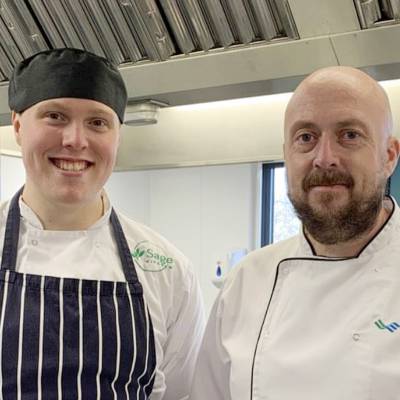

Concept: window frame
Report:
left=261, top=162, right=284, bottom=246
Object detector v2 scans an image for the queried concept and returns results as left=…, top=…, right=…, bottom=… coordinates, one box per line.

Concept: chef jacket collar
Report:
left=18, top=192, right=112, bottom=231
left=297, top=196, right=399, bottom=259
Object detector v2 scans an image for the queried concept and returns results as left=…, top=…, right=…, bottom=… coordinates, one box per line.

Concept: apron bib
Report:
left=0, top=190, right=156, bottom=399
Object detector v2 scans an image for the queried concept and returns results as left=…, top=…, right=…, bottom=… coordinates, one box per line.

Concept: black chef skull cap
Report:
left=8, top=47, right=127, bottom=123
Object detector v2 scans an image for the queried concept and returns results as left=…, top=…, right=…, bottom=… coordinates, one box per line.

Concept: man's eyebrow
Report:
left=335, top=119, right=368, bottom=130
left=87, top=108, right=115, bottom=118
left=35, top=102, right=115, bottom=119
left=287, top=119, right=369, bottom=133
left=288, top=121, right=319, bottom=133
left=35, top=100, right=69, bottom=113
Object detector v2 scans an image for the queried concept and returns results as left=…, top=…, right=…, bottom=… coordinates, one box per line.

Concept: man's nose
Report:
left=62, top=123, right=88, bottom=150
left=312, top=135, right=340, bottom=169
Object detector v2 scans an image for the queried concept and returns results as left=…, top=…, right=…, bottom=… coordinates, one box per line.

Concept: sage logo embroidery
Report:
left=132, top=241, right=175, bottom=272
left=374, top=319, right=400, bottom=333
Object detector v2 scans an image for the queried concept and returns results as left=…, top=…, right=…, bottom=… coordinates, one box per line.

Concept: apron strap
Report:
left=109, top=208, right=142, bottom=288
left=1, top=188, right=23, bottom=271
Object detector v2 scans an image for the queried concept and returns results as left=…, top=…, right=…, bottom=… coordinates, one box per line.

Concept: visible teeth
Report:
left=53, top=159, right=89, bottom=171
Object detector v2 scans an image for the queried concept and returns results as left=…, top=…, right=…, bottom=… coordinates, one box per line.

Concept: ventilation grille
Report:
left=0, top=0, right=298, bottom=82
left=354, top=0, right=400, bottom=28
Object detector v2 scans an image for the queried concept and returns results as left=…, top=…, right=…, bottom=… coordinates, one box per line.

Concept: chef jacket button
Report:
left=374, top=267, right=380, bottom=272
left=352, top=333, right=360, bottom=341
left=31, top=239, right=38, bottom=246
left=95, top=242, right=101, bottom=248
left=282, top=267, right=289, bottom=275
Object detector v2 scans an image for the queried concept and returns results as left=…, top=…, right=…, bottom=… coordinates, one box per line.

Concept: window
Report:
left=261, top=163, right=300, bottom=246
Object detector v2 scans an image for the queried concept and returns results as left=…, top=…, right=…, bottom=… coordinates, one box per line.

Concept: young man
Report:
left=0, top=48, right=204, bottom=399
left=190, top=66, right=400, bottom=400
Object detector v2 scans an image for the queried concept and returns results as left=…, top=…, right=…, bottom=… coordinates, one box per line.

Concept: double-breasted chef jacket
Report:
left=191, top=197, right=400, bottom=400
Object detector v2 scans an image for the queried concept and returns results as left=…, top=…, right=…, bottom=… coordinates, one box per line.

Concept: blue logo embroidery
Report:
left=374, top=319, right=400, bottom=333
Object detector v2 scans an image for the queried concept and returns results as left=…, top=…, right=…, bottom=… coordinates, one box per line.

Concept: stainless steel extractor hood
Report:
left=0, top=0, right=399, bottom=126
left=0, top=0, right=298, bottom=76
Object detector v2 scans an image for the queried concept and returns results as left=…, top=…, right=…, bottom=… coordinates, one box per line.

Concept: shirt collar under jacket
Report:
left=18, top=192, right=112, bottom=231
left=297, top=196, right=400, bottom=259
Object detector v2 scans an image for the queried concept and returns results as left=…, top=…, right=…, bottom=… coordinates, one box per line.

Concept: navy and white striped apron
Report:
left=0, top=190, right=156, bottom=399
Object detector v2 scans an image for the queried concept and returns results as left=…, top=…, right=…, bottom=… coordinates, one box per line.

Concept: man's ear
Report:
left=12, top=111, right=22, bottom=146
left=118, top=124, right=122, bottom=146
left=385, top=136, right=400, bottom=178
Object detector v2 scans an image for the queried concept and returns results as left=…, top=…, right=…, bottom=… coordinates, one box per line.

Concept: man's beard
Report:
left=289, top=169, right=386, bottom=245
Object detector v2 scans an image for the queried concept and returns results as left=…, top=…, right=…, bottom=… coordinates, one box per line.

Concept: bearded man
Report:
left=190, top=66, right=400, bottom=400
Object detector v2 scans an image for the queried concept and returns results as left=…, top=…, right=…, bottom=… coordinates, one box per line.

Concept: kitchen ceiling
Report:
left=0, top=0, right=299, bottom=81
left=0, top=0, right=400, bottom=126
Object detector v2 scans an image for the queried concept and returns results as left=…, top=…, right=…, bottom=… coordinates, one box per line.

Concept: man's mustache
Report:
left=302, top=170, right=354, bottom=192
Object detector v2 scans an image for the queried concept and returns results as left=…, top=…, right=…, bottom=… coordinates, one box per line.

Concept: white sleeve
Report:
left=158, top=268, right=206, bottom=400
left=189, top=292, right=232, bottom=400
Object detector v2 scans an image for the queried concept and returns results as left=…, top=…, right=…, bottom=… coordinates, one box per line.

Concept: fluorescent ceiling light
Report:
left=124, top=100, right=168, bottom=126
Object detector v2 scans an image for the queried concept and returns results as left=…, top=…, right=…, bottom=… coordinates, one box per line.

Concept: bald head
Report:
left=285, top=66, right=393, bottom=140
left=283, top=66, right=400, bottom=253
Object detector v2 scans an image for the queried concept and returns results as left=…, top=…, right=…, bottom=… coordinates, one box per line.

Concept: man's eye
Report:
left=46, top=112, right=63, bottom=120
left=90, top=119, right=108, bottom=128
left=342, top=130, right=359, bottom=140
left=297, top=133, right=315, bottom=143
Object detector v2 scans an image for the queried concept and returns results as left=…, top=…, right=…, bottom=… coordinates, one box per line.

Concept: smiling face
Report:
left=13, top=98, right=120, bottom=210
left=284, top=67, right=399, bottom=245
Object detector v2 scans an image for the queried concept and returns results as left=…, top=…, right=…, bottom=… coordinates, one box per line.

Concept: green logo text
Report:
left=132, top=241, right=175, bottom=272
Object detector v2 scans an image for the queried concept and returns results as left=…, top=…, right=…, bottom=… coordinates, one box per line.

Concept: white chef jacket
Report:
left=0, top=195, right=205, bottom=400
left=191, top=197, right=400, bottom=400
